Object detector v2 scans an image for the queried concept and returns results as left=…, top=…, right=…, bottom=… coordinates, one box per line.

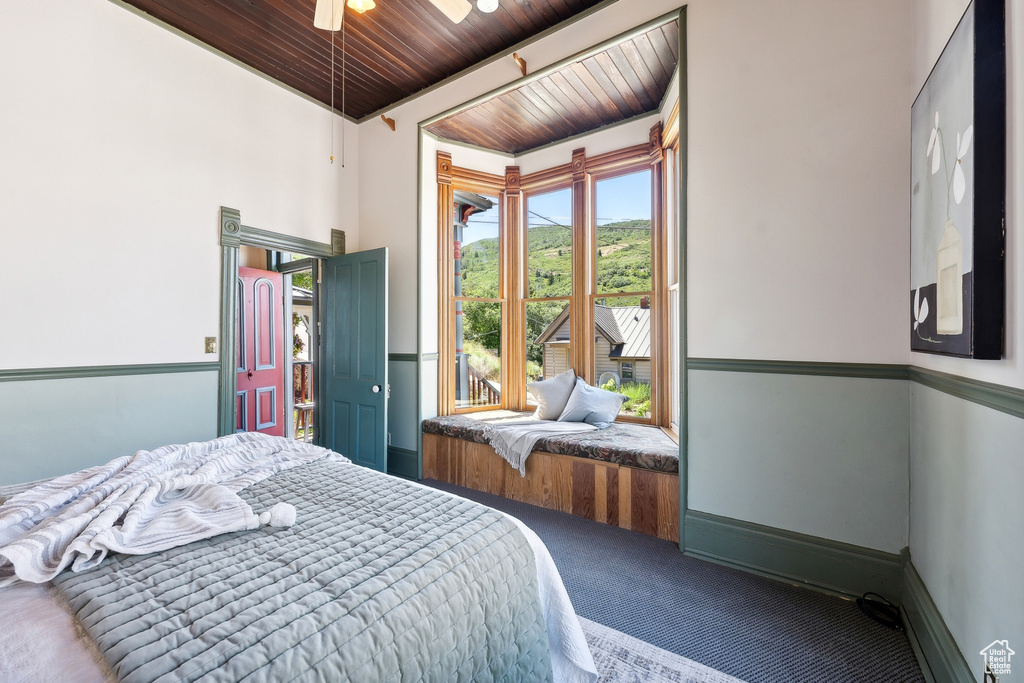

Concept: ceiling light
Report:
left=431, top=0, right=472, bottom=23
left=313, top=0, right=344, bottom=30
left=478, top=0, right=499, bottom=12
left=347, top=0, right=375, bottom=13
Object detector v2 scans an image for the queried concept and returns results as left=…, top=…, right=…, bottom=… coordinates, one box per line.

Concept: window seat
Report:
left=421, top=411, right=678, bottom=473
left=422, top=411, right=679, bottom=542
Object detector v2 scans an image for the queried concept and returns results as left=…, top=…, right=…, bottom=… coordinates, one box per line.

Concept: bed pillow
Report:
left=557, top=377, right=627, bottom=429
left=527, top=370, right=577, bottom=420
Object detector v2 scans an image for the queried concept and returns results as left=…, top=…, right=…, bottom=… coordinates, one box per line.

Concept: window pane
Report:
left=456, top=301, right=502, bottom=409
left=456, top=193, right=500, bottom=299
left=596, top=170, right=652, bottom=294
left=594, top=297, right=651, bottom=419
left=526, top=188, right=572, bottom=298
left=525, top=301, right=571, bottom=395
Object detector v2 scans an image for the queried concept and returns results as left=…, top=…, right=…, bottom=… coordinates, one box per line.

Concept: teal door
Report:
left=320, top=248, right=388, bottom=471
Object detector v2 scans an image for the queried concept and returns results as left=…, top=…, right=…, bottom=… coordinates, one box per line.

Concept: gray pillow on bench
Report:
left=557, top=377, right=627, bottom=429
left=527, top=370, right=577, bottom=420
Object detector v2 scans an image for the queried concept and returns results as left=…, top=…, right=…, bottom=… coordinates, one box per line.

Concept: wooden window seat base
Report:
left=422, top=432, right=679, bottom=542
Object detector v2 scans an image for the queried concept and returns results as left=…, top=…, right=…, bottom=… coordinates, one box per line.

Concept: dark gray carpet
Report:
left=424, top=480, right=925, bottom=683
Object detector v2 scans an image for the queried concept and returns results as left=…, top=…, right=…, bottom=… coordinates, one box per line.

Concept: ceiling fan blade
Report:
left=428, top=0, right=473, bottom=24
left=314, top=0, right=344, bottom=31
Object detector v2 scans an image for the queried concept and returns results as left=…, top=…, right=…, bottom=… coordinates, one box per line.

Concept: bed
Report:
left=0, top=435, right=596, bottom=682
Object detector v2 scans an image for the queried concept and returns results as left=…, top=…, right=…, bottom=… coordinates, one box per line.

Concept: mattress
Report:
left=0, top=457, right=595, bottom=682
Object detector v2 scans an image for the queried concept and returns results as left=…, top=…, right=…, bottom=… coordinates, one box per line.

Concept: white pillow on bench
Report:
left=527, top=369, right=577, bottom=420
left=557, top=377, right=627, bottom=429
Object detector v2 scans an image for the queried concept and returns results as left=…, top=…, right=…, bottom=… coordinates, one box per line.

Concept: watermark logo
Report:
left=981, top=640, right=1014, bottom=678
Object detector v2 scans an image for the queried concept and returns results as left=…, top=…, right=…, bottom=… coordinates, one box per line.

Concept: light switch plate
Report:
left=204, top=337, right=217, bottom=354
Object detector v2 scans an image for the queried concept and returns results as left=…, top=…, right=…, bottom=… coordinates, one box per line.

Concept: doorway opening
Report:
left=235, top=246, right=319, bottom=444
left=219, top=209, right=390, bottom=473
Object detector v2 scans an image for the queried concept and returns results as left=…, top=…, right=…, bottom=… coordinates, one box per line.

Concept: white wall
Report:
left=909, top=0, right=1024, bottom=671
left=0, top=0, right=359, bottom=370
left=686, top=0, right=912, bottom=365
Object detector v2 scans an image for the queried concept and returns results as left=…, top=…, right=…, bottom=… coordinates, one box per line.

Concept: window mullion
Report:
left=570, top=147, right=593, bottom=384
left=504, top=166, right=523, bottom=410
left=649, top=122, right=667, bottom=426
left=437, top=152, right=455, bottom=416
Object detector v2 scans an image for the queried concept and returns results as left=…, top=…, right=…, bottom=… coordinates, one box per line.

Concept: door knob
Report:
left=371, top=384, right=381, bottom=393
left=247, top=370, right=254, bottom=379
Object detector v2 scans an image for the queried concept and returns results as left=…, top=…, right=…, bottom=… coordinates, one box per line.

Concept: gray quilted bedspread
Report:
left=48, top=457, right=553, bottom=683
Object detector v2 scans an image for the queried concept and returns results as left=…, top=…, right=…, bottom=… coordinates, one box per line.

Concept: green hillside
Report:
left=459, top=220, right=652, bottom=360
left=460, top=220, right=652, bottom=299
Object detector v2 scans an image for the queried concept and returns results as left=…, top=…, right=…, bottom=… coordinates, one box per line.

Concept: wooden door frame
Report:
left=217, top=207, right=345, bottom=437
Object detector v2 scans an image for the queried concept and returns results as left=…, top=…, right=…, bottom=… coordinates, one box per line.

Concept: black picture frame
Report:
left=909, top=0, right=1005, bottom=359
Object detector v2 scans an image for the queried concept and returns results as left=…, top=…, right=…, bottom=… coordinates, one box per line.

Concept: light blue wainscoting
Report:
left=907, top=380, right=1024, bottom=683
left=387, top=355, right=420, bottom=479
left=687, top=366, right=911, bottom=556
left=0, top=366, right=218, bottom=485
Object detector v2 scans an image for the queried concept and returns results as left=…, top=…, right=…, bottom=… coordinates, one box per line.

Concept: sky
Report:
left=461, top=168, right=652, bottom=246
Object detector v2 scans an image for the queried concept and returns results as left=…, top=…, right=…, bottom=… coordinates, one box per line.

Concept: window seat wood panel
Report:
left=421, top=416, right=679, bottom=542
left=421, top=412, right=678, bottom=472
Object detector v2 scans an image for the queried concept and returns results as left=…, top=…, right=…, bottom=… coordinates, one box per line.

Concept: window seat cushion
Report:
left=422, top=411, right=678, bottom=473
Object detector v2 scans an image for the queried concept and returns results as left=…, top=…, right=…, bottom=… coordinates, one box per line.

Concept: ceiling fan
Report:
left=314, top=0, right=498, bottom=30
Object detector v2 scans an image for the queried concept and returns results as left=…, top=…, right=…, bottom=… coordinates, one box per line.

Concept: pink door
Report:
left=236, top=267, right=285, bottom=436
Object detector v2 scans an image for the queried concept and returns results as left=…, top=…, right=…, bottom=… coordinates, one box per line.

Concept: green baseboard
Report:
left=387, top=446, right=419, bottom=480
left=900, top=552, right=974, bottom=683
left=683, top=510, right=902, bottom=603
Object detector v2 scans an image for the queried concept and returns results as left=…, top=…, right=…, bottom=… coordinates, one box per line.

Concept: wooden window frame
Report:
left=453, top=167, right=507, bottom=407
left=438, top=130, right=671, bottom=425
left=662, top=104, right=682, bottom=436
left=437, top=155, right=510, bottom=415
left=521, top=177, right=573, bottom=411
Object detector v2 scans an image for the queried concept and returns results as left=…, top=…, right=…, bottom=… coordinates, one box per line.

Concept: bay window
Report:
left=439, top=121, right=676, bottom=427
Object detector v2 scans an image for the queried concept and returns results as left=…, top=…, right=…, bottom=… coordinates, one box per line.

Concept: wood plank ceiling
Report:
left=119, top=0, right=608, bottom=121
left=424, top=20, right=677, bottom=154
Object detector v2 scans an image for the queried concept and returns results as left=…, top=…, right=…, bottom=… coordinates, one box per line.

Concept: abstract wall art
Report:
left=910, top=0, right=1005, bottom=358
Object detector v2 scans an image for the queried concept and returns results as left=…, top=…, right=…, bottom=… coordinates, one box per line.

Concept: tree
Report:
left=292, top=270, right=313, bottom=290
left=462, top=301, right=502, bottom=354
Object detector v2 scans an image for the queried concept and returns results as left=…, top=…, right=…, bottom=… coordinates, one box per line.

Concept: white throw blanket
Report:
left=0, top=433, right=336, bottom=585
left=482, top=419, right=598, bottom=476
